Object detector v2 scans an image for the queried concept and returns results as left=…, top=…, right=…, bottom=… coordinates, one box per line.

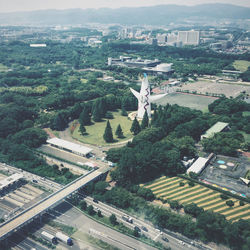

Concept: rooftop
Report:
left=187, top=157, right=209, bottom=174
left=0, top=174, right=23, bottom=190
left=47, top=138, right=92, bottom=156
left=202, top=122, right=229, bottom=139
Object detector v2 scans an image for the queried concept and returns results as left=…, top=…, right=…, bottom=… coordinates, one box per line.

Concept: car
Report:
left=93, top=198, right=99, bottom=203
left=155, top=228, right=163, bottom=234
left=134, top=226, right=141, bottom=232
left=162, top=236, right=169, bottom=242
left=141, top=226, right=148, bottom=232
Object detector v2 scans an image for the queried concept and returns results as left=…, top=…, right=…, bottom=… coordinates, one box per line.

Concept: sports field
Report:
left=154, top=92, right=216, bottom=111
left=144, top=176, right=250, bottom=222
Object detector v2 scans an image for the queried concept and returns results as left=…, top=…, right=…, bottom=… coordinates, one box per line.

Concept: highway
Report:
left=47, top=201, right=157, bottom=250
left=0, top=162, right=63, bottom=192
left=79, top=196, right=201, bottom=250
left=0, top=169, right=102, bottom=240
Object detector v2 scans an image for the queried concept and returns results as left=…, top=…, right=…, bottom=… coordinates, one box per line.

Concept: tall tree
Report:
left=79, top=106, right=91, bottom=126
left=130, top=117, right=141, bottom=135
left=141, top=111, right=149, bottom=129
left=103, top=120, right=113, bottom=142
left=92, top=100, right=102, bottom=122
left=115, top=124, right=124, bottom=138
left=121, top=105, right=128, bottom=116
left=79, top=124, right=86, bottom=135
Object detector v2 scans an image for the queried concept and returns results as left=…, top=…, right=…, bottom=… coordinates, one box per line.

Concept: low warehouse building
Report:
left=0, top=173, right=23, bottom=193
left=47, top=138, right=92, bottom=157
left=201, top=122, right=229, bottom=140
left=187, top=157, right=209, bottom=175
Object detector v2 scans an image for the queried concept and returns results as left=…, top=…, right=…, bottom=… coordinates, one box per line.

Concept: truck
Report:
left=41, top=231, right=57, bottom=244
left=122, top=215, right=133, bottom=223
left=55, top=231, right=73, bottom=246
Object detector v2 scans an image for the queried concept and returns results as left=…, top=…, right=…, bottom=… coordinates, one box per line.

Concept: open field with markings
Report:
left=144, top=176, right=250, bottom=222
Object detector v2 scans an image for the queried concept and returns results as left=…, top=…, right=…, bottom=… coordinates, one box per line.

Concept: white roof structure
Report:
left=47, top=138, right=92, bottom=156
left=187, top=157, right=209, bottom=174
left=0, top=174, right=23, bottom=191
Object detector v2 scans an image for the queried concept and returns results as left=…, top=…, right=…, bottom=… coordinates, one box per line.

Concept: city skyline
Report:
left=0, top=0, right=249, bottom=13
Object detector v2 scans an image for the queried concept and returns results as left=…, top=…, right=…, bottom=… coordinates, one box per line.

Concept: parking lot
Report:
left=0, top=173, right=48, bottom=221
left=179, top=80, right=250, bottom=98
left=200, top=155, right=250, bottom=197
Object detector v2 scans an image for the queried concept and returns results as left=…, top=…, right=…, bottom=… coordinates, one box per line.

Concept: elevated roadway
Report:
left=0, top=170, right=103, bottom=241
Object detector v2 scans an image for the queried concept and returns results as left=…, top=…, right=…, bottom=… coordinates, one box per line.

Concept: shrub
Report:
left=239, top=200, right=245, bottom=206
left=179, top=182, right=185, bottom=187
left=188, top=181, right=195, bottom=187
left=226, top=200, right=234, bottom=207
left=220, top=194, right=229, bottom=200
left=169, top=200, right=183, bottom=210
left=105, top=111, right=114, bottom=119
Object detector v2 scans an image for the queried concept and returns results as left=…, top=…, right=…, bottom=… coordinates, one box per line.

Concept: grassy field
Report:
left=233, top=60, right=250, bottom=72
left=154, top=92, right=216, bottom=111
left=0, top=63, right=8, bottom=72
left=144, top=176, right=250, bottom=222
left=73, top=111, right=133, bottom=146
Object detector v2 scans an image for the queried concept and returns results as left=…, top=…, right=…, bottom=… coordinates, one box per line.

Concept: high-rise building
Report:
left=177, top=31, right=200, bottom=46
left=156, top=34, right=167, bottom=44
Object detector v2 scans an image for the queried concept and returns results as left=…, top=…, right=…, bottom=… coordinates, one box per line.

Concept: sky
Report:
left=0, top=0, right=249, bottom=13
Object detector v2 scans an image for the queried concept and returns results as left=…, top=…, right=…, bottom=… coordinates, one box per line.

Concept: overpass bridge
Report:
left=0, top=170, right=103, bottom=241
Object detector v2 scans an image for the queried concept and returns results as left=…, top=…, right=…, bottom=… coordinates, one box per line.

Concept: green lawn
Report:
left=233, top=60, right=250, bottom=72
left=73, top=111, right=133, bottom=146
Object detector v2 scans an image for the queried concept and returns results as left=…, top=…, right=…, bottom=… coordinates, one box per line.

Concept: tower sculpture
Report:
left=130, top=73, right=167, bottom=119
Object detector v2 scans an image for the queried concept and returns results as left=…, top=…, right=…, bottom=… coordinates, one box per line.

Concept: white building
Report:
left=177, top=31, right=200, bottom=46
left=187, top=157, right=209, bottom=174
left=30, top=44, right=47, bottom=47
left=47, top=138, right=92, bottom=157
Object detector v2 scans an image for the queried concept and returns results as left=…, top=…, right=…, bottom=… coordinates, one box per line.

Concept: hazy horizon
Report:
left=0, top=0, right=249, bottom=13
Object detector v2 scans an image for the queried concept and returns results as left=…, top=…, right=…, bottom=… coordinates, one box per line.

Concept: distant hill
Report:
left=0, top=4, right=249, bottom=26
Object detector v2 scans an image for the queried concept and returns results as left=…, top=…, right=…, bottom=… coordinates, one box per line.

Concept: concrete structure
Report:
left=0, top=170, right=103, bottom=241
left=130, top=74, right=167, bottom=119
left=47, top=138, right=92, bottom=157
left=201, top=122, right=229, bottom=140
left=0, top=174, right=23, bottom=193
left=177, top=31, right=200, bottom=46
left=156, top=34, right=167, bottom=44
left=30, top=44, right=46, bottom=47
left=108, top=56, right=160, bottom=68
left=187, top=157, right=209, bottom=174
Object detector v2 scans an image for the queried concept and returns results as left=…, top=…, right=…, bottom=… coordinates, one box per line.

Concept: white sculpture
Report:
left=130, top=73, right=167, bottom=119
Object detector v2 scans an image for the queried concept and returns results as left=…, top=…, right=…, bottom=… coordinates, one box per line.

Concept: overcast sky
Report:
left=0, top=0, right=249, bottom=13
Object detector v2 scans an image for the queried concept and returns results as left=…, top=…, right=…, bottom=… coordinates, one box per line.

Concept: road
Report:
left=0, top=162, right=63, bottom=192
left=79, top=196, right=204, bottom=250
left=0, top=170, right=102, bottom=240
left=6, top=231, right=47, bottom=250
left=48, top=201, right=157, bottom=250
left=0, top=162, right=211, bottom=250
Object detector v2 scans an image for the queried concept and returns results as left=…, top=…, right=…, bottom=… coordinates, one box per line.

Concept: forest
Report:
left=0, top=39, right=249, bottom=184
